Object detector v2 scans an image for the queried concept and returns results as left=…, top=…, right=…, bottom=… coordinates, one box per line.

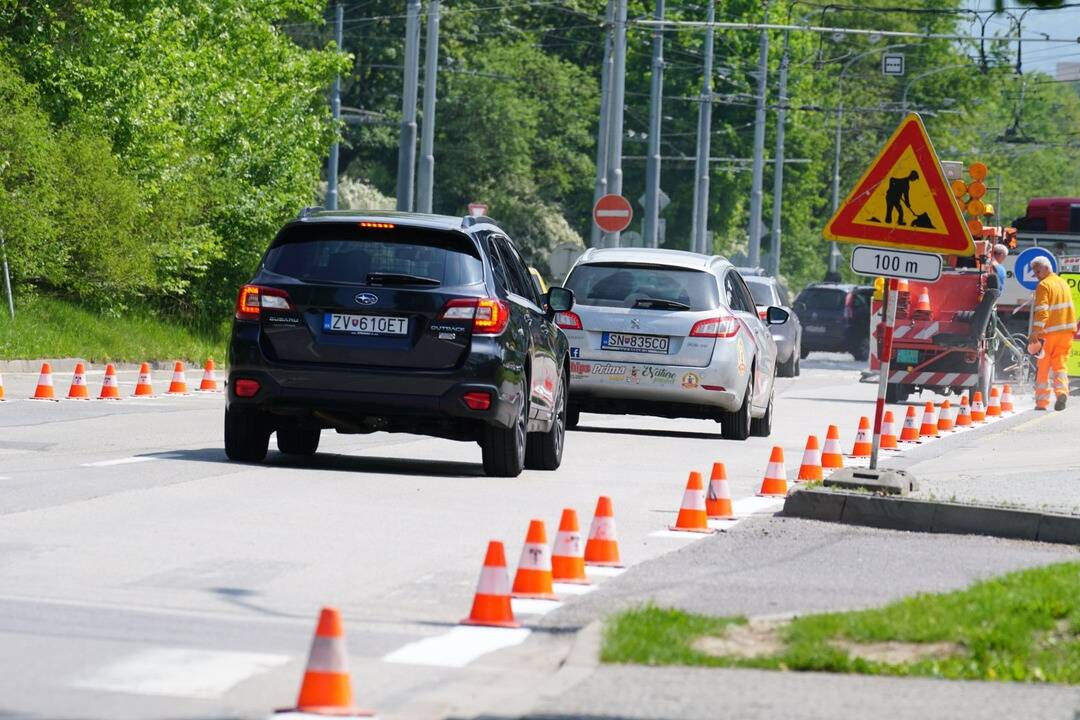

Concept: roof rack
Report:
left=461, top=214, right=497, bottom=228
left=298, top=206, right=325, bottom=218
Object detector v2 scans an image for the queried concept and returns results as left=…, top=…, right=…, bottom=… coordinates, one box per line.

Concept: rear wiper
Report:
left=632, top=298, right=690, bottom=310
left=366, top=272, right=441, bottom=286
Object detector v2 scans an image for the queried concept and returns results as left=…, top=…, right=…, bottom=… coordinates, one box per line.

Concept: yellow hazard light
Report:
left=968, top=181, right=986, bottom=200
left=950, top=179, right=968, bottom=198
left=981, top=203, right=995, bottom=217
left=968, top=162, right=988, bottom=181
left=873, top=276, right=885, bottom=300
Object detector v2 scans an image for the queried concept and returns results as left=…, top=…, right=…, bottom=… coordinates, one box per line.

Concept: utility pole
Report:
left=691, top=0, right=715, bottom=255
left=325, top=1, right=344, bottom=210
left=417, top=0, right=440, bottom=214
left=643, top=0, right=665, bottom=249
left=746, top=1, right=769, bottom=268
left=605, top=0, right=628, bottom=248
left=590, top=0, right=615, bottom=248
left=396, top=0, right=422, bottom=212
left=768, top=31, right=789, bottom=278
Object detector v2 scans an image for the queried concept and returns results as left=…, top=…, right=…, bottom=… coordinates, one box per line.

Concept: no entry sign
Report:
left=593, top=194, right=633, bottom=233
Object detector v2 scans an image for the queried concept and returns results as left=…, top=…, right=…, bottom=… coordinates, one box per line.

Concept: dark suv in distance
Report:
left=226, top=209, right=575, bottom=477
left=792, top=283, right=874, bottom=361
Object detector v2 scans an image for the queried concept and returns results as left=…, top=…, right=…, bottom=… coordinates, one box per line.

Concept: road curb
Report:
left=783, top=488, right=1080, bottom=545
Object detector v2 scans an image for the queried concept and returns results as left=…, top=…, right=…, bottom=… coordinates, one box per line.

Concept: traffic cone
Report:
left=98, top=364, right=122, bottom=400
left=66, top=362, right=90, bottom=399
left=897, top=278, right=909, bottom=294
left=919, top=401, right=939, bottom=438
left=584, top=496, right=623, bottom=567
left=986, top=387, right=1002, bottom=417
left=551, top=509, right=589, bottom=585
left=821, top=425, right=844, bottom=468
left=899, top=405, right=921, bottom=442
left=970, top=391, right=986, bottom=423
left=512, top=520, right=558, bottom=600
left=937, top=399, right=954, bottom=432
left=880, top=411, right=899, bottom=449
left=670, top=471, right=715, bottom=533
left=166, top=361, right=188, bottom=395
left=850, top=416, right=872, bottom=457
left=462, top=541, right=520, bottom=628
left=29, top=363, right=57, bottom=400
left=198, top=358, right=219, bottom=392
left=1001, top=384, right=1014, bottom=412
left=758, top=446, right=788, bottom=497
left=706, top=462, right=735, bottom=517
left=913, top=287, right=932, bottom=318
left=133, top=362, right=154, bottom=397
left=282, top=607, right=373, bottom=717
left=797, top=436, right=824, bottom=482
left=0, top=371, right=4, bottom=400
left=955, top=393, right=972, bottom=426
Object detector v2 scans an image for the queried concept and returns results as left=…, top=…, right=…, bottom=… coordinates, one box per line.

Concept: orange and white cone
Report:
left=821, top=425, right=844, bottom=469
left=0, top=371, right=5, bottom=400
left=986, top=387, right=1002, bottom=417
left=133, top=362, right=154, bottom=397
left=880, top=411, right=899, bottom=450
left=899, top=405, right=921, bottom=442
left=584, top=496, right=623, bottom=567
left=551, top=509, right=589, bottom=585
left=919, top=401, right=939, bottom=438
left=462, top=541, right=520, bottom=628
left=913, top=287, right=932, bottom=318
left=937, top=400, right=954, bottom=432
left=850, top=416, right=872, bottom=457
left=955, top=393, right=972, bottom=427
left=66, top=362, right=91, bottom=399
left=1000, top=384, right=1014, bottom=413
left=797, top=436, right=823, bottom=482
left=706, top=462, right=735, bottom=517
left=279, top=607, right=373, bottom=717
left=198, top=359, right=219, bottom=392
left=29, top=363, right=57, bottom=400
left=98, top=364, right=122, bottom=400
left=166, top=361, right=188, bottom=395
left=512, top=520, right=558, bottom=600
left=670, top=471, right=715, bottom=533
left=970, top=391, right=986, bottom=423
left=757, top=446, right=788, bottom=497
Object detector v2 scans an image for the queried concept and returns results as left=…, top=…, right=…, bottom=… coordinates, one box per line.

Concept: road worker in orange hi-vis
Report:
left=1028, top=256, right=1077, bottom=411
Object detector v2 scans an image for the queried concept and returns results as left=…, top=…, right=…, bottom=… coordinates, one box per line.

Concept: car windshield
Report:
left=795, top=288, right=846, bottom=311
left=565, top=263, right=719, bottom=311
left=743, top=279, right=776, bottom=306
left=262, top=224, right=484, bottom=286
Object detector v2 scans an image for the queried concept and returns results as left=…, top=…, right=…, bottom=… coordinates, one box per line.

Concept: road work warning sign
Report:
left=824, top=113, right=975, bottom=257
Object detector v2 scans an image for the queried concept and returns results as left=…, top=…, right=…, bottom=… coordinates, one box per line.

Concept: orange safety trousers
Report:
left=1035, top=331, right=1072, bottom=409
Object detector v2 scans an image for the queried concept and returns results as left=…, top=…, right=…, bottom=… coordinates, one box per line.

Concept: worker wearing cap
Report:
left=1028, top=256, right=1077, bottom=410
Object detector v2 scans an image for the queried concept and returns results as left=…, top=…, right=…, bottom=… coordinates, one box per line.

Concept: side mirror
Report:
left=546, top=286, right=575, bottom=313
left=766, top=306, right=789, bottom=325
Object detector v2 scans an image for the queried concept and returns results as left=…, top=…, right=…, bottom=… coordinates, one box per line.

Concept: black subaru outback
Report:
left=226, top=209, right=575, bottom=477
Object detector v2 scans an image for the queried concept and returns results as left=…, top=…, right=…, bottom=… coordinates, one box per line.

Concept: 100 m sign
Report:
left=850, top=245, right=942, bottom=282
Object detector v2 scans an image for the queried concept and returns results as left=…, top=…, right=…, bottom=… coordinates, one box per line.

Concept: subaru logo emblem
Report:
left=354, top=292, right=379, bottom=306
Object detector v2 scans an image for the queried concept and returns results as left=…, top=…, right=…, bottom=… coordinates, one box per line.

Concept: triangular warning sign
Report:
left=824, top=113, right=975, bottom=256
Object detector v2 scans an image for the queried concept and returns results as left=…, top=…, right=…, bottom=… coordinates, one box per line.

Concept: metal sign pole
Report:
left=870, top=278, right=898, bottom=469
left=0, top=230, right=13, bottom=319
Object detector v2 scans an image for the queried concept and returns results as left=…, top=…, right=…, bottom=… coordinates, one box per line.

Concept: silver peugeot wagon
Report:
left=558, top=248, right=788, bottom=440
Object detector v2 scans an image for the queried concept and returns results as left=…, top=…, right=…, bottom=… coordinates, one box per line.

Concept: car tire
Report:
left=749, top=392, right=773, bottom=437
left=567, top=406, right=581, bottom=429
left=526, top=369, right=567, bottom=471
left=777, top=352, right=797, bottom=378
left=224, top=406, right=270, bottom=462
left=800, top=345, right=811, bottom=360
left=482, top=383, right=528, bottom=477
left=277, top=425, right=320, bottom=456
left=851, top=337, right=870, bottom=362
left=793, top=353, right=801, bottom=376
left=720, top=378, right=753, bottom=441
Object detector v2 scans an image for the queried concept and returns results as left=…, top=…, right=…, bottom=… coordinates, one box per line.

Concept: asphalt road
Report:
left=0, top=357, right=1052, bottom=719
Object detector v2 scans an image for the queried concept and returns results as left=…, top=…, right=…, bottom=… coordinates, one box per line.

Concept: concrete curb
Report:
left=783, top=488, right=1080, bottom=545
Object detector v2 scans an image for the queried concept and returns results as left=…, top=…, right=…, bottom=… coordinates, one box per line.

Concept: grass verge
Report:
left=602, top=562, right=1080, bottom=683
left=0, top=294, right=228, bottom=363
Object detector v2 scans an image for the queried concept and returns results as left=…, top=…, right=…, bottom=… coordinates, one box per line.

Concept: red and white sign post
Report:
left=593, top=194, right=633, bottom=234
left=870, top=279, right=899, bottom=469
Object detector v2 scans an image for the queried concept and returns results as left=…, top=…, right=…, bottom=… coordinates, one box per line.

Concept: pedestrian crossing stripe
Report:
left=823, top=112, right=975, bottom=257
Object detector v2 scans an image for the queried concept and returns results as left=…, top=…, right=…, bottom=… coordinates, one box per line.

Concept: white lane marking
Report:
left=382, top=626, right=531, bottom=668
left=80, top=454, right=183, bottom=467
left=553, top=583, right=597, bottom=596
left=70, top=648, right=288, bottom=698
left=510, top=598, right=562, bottom=615
left=649, top=529, right=712, bottom=539
left=651, top=495, right=784, bottom=537
left=585, top=566, right=625, bottom=578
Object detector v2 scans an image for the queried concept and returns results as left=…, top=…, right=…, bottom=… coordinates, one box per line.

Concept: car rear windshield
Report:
left=565, top=263, right=719, bottom=310
left=795, top=288, right=846, bottom=311
left=743, top=279, right=776, bottom=306
left=262, top=224, right=484, bottom=286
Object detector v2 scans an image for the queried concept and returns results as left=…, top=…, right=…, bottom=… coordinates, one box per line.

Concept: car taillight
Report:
left=690, top=316, right=739, bottom=338
left=438, top=298, right=511, bottom=336
left=235, top=285, right=294, bottom=320
left=555, top=310, right=583, bottom=330
left=234, top=378, right=261, bottom=397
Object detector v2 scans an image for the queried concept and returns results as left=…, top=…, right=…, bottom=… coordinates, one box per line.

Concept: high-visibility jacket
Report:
left=1032, top=272, right=1077, bottom=340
